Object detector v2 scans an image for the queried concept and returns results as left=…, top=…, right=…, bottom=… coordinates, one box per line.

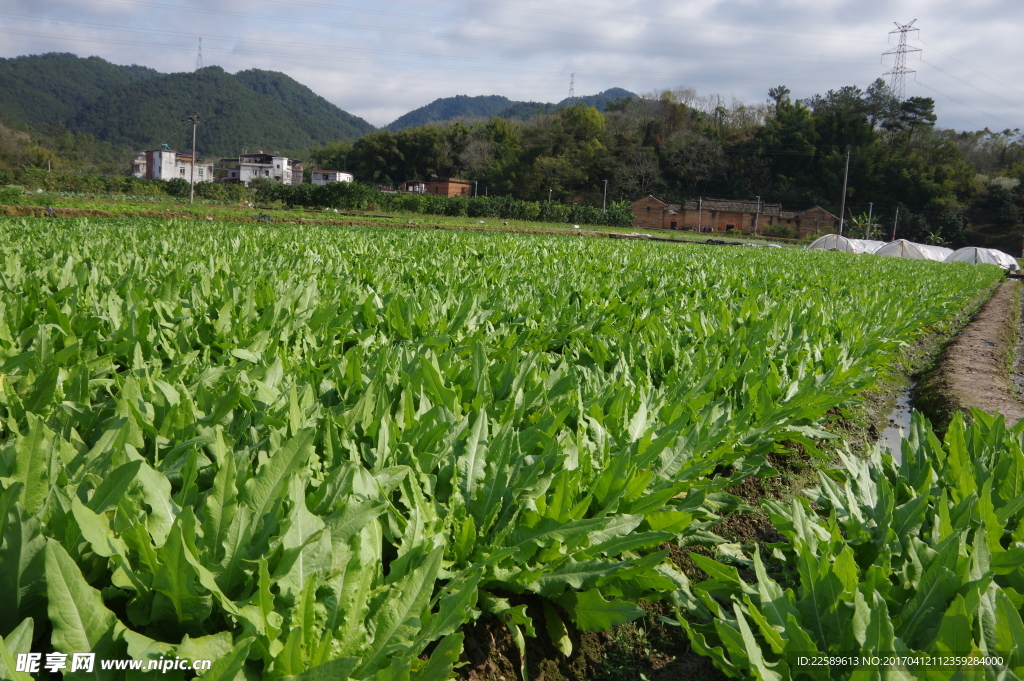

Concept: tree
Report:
left=894, top=97, right=937, bottom=146
left=863, top=79, right=900, bottom=132
left=661, top=129, right=725, bottom=194
left=613, top=147, right=661, bottom=198
left=971, top=183, right=1021, bottom=226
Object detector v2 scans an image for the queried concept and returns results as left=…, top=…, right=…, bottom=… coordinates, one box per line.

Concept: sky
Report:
left=1, top=0, right=1022, bottom=131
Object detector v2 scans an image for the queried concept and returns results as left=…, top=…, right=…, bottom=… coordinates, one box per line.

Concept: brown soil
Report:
left=916, top=279, right=1024, bottom=428
left=457, top=595, right=725, bottom=681
left=0, top=205, right=115, bottom=218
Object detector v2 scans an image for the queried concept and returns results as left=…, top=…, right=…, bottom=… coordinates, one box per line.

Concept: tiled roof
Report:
left=681, top=198, right=782, bottom=217
left=799, top=206, right=839, bottom=219
left=632, top=195, right=838, bottom=222
left=632, top=195, right=680, bottom=209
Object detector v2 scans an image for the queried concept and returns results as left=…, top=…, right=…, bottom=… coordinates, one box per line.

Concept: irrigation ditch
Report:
left=453, top=274, right=1018, bottom=681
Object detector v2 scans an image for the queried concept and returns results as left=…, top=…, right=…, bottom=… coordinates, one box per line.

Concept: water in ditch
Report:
left=877, top=387, right=913, bottom=463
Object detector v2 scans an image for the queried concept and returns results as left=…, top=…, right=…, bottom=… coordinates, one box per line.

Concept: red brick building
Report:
left=630, top=195, right=838, bottom=238
left=425, top=178, right=473, bottom=197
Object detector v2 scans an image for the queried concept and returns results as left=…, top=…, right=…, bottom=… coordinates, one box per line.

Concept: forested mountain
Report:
left=71, top=66, right=374, bottom=157
left=558, top=88, right=637, bottom=112
left=386, top=88, right=638, bottom=131
left=0, top=53, right=161, bottom=126
left=0, top=53, right=374, bottom=162
left=311, top=81, right=1024, bottom=249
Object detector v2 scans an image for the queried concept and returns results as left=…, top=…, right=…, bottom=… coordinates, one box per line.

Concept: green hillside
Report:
left=0, top=54, right=375, bottom=163
left=233, top=69, right=375, bottom=145
left=385, top=95, right=519, bottom=131
left=386, top=88, right=638, bottom=131
left=72, top=66, right=374, bottom=157
left=557, top=87, right=637, bottom=111
left=0, top=53, right=160, bottom=126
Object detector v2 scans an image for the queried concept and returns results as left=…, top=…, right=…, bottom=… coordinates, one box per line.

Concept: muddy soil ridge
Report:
left=917, top=279, right=1024, bottom=428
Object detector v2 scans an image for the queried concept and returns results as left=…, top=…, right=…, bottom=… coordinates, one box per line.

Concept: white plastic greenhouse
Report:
left=849, top=239, right=886, bottom=254
left=944, top=247, right=1019, bottom=271
left=874, top=239, right=953, bottom=262
left=807, top=235, right=885, bottom=253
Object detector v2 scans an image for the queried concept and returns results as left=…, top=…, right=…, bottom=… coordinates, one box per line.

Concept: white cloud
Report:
left=1, top=0, right=1021, bottom=130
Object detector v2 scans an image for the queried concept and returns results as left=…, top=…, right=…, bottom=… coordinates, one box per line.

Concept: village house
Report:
left=630, top=195, right=839, bottom=238
left=219, top=151, right=302, bottom=186
left=425, top=177, right=473, bottom=197
left=398, top=180, right=427, bottom=193
left=310, top=170, right=354, bottom=185
left=130, top=145, right=214, bottom=184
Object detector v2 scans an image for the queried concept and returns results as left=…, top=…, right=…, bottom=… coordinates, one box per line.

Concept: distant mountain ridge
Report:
left=385, top=87, right=638, bottom=131
left=0, top=53, right=639, bottom=161
left=0, top=53, right=375, bottom=158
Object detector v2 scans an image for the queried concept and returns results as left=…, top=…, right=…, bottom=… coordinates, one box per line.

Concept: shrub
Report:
left=0, top=186, right=21, bottom=205
left=164, top=177, right=191, bottom=198
left=761, top=222, right=798, bottom=238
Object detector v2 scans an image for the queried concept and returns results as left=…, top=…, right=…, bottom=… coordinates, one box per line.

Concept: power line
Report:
left=0, top=9, right=871, bottom=65
left=883, top=20, right=921, bottom=101
left=0, top=24, right=872, bottom=86
left=81, top=0, right=887, bottom=46
left=920, top=41, right=1024, bottom=101
left=922, top=34, right=1024, bottom=95
left=921, top=59, right=1019, bottom=111
left=914, top=81, right=1019, bottom=131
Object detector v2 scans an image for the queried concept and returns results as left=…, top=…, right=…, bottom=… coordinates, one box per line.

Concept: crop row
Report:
left=679, top=410, right=1024, bottom=680
left=0, top=218, right=1002, bottom=679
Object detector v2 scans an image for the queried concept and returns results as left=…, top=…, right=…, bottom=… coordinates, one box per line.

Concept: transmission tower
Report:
left=883, top=20, right=921, bottom=101
left=569, top=73, right=574, bottom=99
left=196, top=37, right=203, bottom=71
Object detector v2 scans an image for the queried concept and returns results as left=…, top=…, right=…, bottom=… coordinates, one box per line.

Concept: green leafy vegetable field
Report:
left=0, top=218, right=1001, bottom=680
left=678, top=411, right=1024, bottom=680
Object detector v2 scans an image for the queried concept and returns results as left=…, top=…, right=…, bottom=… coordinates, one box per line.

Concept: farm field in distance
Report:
left=0, top=216, right=1020, bottom=681
left=0, top=188, right=808, bottom=246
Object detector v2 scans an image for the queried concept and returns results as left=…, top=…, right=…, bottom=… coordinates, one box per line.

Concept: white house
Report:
left=218, top=151, right=305, bottom=186
left=311, top=170, right=354, bottom=185
left=131, top=144, right=214, bottom=184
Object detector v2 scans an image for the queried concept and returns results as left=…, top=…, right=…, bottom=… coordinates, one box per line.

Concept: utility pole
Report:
left=602, top=179, right=608, bottom=210
left=474, top=180, right=478, bottom=197
left=754, top=195, right=761, bottom=235
left=548, top=187, right=552, bottom=202
left=883, top=20, right=921, bottom=101
left=698, top=197, right=703, bottom=232
left=569, top=73, right=574, bottom=99
left=838, top=148, right=850, bottom=236
left=891, top=206, right=899, bottom=240
left=196, top=37, right=203, bottom=71
left=865, top=202, right=874, bottom=239
left=182, top=112, right=203, bottom=204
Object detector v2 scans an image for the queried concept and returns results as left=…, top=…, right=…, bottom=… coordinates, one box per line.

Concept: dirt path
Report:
left=918, top=279, right=1024, bottom=426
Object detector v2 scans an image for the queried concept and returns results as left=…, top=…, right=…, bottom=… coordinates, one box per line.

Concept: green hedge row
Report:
left=1, top=169, right=251, bottom=202
left=251, top=180, right=634, bottom=227
left=2, top=168, right=632, bottom=228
